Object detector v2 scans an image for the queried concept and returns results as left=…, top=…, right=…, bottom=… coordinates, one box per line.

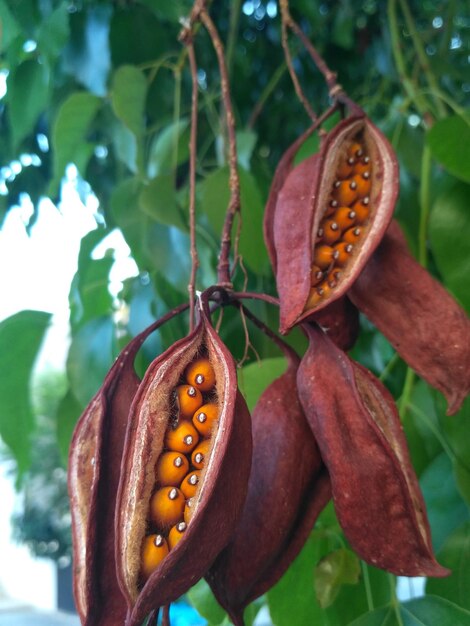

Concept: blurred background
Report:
left=0, top=1, right=469, bottom=624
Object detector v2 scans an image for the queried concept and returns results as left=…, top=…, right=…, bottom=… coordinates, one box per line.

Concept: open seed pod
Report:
left=349, top=220, right=470, bottom=415
left=68, top=320, right=162, bottom=626
left=297, top=323, right=449, bottom=577
left=115, top=308, right=252, bottom=626
left=206, top=342, right=330, bottom=626
left=271, top=114, right=399, bottom=334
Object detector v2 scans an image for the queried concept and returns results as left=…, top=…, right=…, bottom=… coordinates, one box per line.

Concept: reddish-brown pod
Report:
left=271, top=114, right=399, bottom=334
left=297, top=324, right=449, bottom=577
left=349, top=220, right=470, bottom=415
left=206, top=344, right=330, bottom=626
left=115, top=309, right=252, bottom=626
left=68, top=320, right=164, bottom=626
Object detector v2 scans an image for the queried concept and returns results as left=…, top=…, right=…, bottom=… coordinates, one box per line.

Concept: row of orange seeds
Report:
left=140, top=356, right=218, bottom=581
left=306, top=139, right=373, bottom=308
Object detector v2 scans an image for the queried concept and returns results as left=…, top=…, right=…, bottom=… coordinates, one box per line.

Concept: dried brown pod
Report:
left=349, top=220, right=470, bottom=415
left=68, top=318, right=165, bottom=626
left=115, top=309, right=252, bottom=626
left=269, top=114, right=398, bottom=334
left=206, top=342, right=330, bottom=626
left=297, top=323, right=449, bottom=577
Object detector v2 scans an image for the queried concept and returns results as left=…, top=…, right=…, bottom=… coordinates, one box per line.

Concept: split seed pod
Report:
left=207, top=342, right=330, bottom=626
left=269, top=114, right=399, bottom=334
left=115, top=309, right=252, bottom=626
left=297, top=324, right=449, bottom=577
left=68, top=320, right=162, bottom=626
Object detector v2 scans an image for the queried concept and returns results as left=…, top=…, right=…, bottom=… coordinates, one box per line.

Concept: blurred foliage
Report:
left=0, top=0, right=469, bottom=624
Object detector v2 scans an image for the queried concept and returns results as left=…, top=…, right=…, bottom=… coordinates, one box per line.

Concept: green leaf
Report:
left=200, top=166, right=269, bottom=274
left=0, top=310, right=51, bottom=475
left=239, top=357, right=287, bottom=411
left=427, top=115, right=470, bottom=183
left=139, top=174, right=186, bottom=230
left=50, top=92, right=102, bottom=195
left=56, top=389, right=83, bottom=466
left=147, top=119, right=190, bottom=177
left=429, top=182, right=470, bottom=312
left=112, top=120, right=138, bottom=173
left=420, top=452, right=470, bottom=552
left=7, top=59, right=50, bottom=148
left=111, top=65, right=147, bottom=138
left=237, top=130, right=257, bottom=170
left=426, top=521, right=470, bottom=610
left=347, top=606, right=398, bottom=626
left=402, top=595, right=470, bottom=626
left=37, top=3, right=69, bottom=60
left=314, top=548, right=360, bottom=608
left=67, top=316, right=115, bottom=407
left=0, top=1, right=21, bottom=51
left=110, top=178, right=147, bottom=268
left=187, top=579, right=227, bottom=626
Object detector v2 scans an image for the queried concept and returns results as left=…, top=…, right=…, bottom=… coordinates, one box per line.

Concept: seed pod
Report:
left=115, top=310, right=252, bottom=626
left=297, top=324, right=449, bottom=577
left=269, top=114, right=398, bottom=334
left=206, top=344, right=330, bottom=626
left=68, top=320, right=164, bottom=626
left=349, top=220, right=470, bottom=415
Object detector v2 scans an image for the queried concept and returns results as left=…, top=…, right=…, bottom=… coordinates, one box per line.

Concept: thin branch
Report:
left=199, top=8, right=241, bottom=288
left=186, top=40, right=200, bottom=331
left=280, top=10, right=317, bottom=122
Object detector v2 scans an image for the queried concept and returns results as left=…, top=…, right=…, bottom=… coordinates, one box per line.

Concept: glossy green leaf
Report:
left=37, top=3, right=69, bottom=60
left=188, top=579, right=227, bottom=626
left=7, top=59, right=50, bottom=148
left=403, top=595, right=470, bottom=625
left=237, top=130, right=257, bottom=170
left=147, top=119, right=190, bottom=177
left=200, top=166, right=269, bottom=274
left=111, top=65, right=147, bottom=138
left=350, top=596, right=470, bottom=626
left=50, top=92, right=102, bottom=195
left=426, top=521, right=470, bottom=610
left=139, top=174, right=186, bottom=230
left=56, top=389, right=83, bottom=466
left=427, top=115, right=470, bottom=183
left=0, top=310, right=51, bottom=474
left=314, top=548, right=360, bottom=608
left=239, top=357, right=287, bottom=411
left=420, top=452, right=470, bottom=552
left=0, top=1, right=21, bottom=51
left=429, top=182, right=470, bottom=312
left=66, top=316, right=115, bottom=407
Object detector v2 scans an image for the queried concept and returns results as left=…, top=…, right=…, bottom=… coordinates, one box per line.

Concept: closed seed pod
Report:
left=297, top=324, right=449, bottom=577
left=68, top=316, right=171, bottom=626
left=115, top=310, right=252, bottom=626
left=206, top=343, right=330, bottom=626
left=349, top=220, right=470, bottom=416
left=270, top=114, right=399, bottom=334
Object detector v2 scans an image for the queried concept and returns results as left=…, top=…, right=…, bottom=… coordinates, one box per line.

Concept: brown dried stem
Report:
left=279, top=0, right=354, bottom=107
left=199, top=8, right=241, bottom=289
left=186, top=39, right=200, bottom=331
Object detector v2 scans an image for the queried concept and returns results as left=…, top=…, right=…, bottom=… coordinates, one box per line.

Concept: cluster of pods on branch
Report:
left=68, top=100, right=470, bottom=626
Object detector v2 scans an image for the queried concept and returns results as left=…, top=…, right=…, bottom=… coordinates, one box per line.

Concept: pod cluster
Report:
left=308, top=137, right=372, bottom=308
left=140, top=356, right=219, bottom=582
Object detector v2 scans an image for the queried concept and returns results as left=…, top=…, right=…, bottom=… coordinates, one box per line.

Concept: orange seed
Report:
left=149, top=487, right=185, bottom=529
left=164, top=420, right=199, bottom=454
left=333, top=242, right=354, bottom=266
left=332, top=180, right=359, bottom=206
left=156, top=451, right=190, bottom=487
left=191, top=439, right=211, bottom=470
left=168, top=522, right=187, bottom=550
left=313, top=245, right=334, bottom=270
left=192, top=403, right=219, bottom=438
left=175, top=385, right=203, bottom=419
left=180, top=470, right=201, bottom=498
left=141, top=534, right=169, bottom=580
left=185, top=358, right=216, bottom=392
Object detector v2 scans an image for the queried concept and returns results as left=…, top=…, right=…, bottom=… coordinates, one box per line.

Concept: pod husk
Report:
left=272, top=114, right=398, bottom=333
left=115, top=311, right=252, bottom=626
left=206, top=345, right=330, bottom=625
left=349, top=220, right=470, bottom=415
left=68, top=324, right=157, bottom=625
left=297, top=323, right=449, bottom=577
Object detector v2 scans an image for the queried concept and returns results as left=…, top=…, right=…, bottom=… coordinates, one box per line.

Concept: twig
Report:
left=280, top=9, right=317, bottom=122
left=238, top=302, right=298, bottom=362
left=199, top=8, right=241, bottom=288
left=186, top=39, right=200, bottom=331
left=237, top=304, right=260, bottom=367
